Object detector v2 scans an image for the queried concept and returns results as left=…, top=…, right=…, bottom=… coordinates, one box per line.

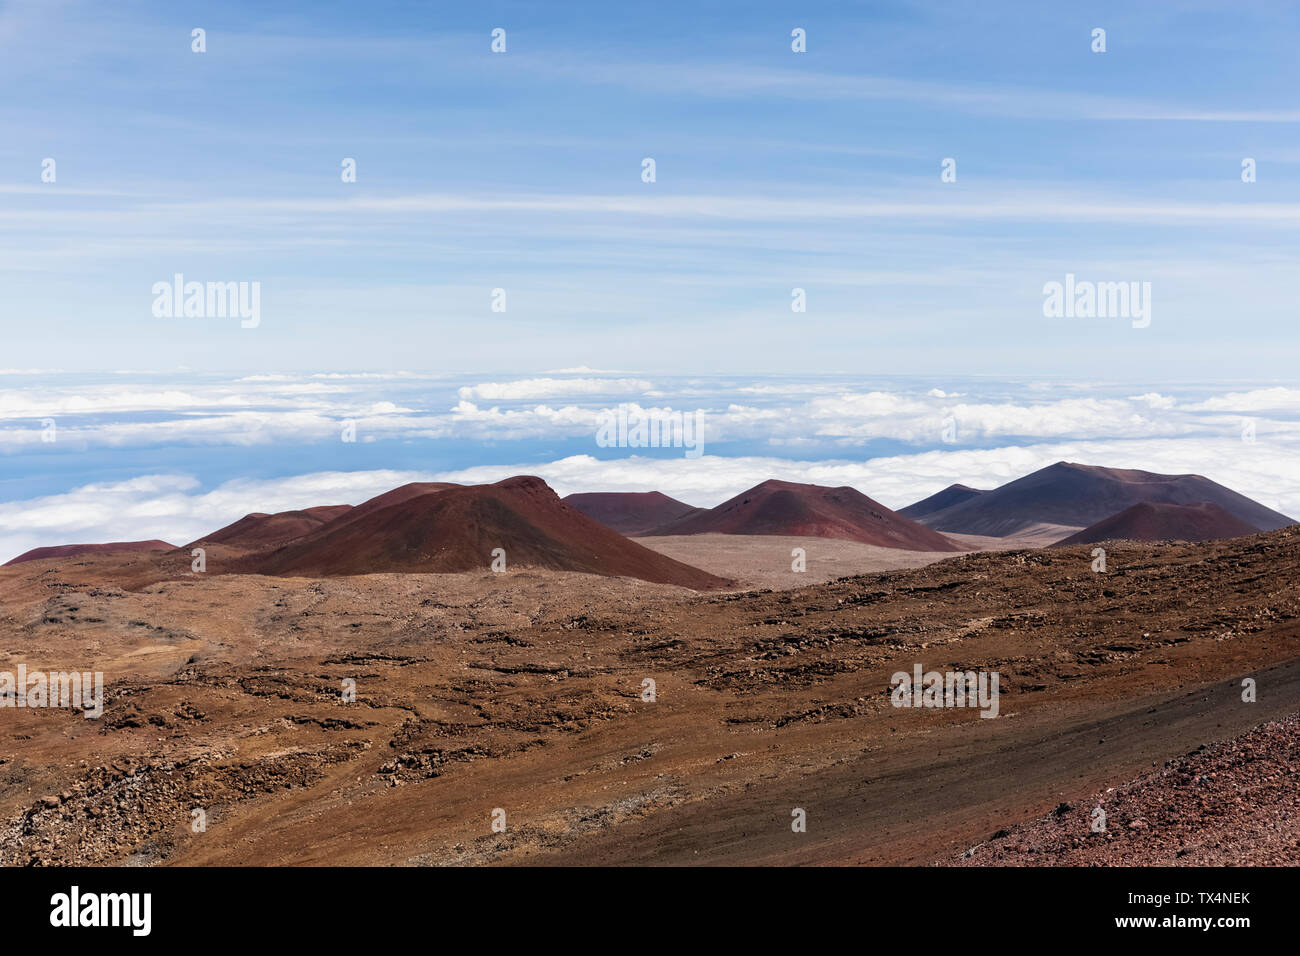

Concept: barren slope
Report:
left=916, top=461, right=1294, bottom=537
left=3, top=540, right=175, bottom=566
left=649, top=479, right=964, bottom=551
left=239, top=476, right=731, bottom=590
left=564, top=491, right=704, bottom=536
left=956, top=712, right=1300, bottom=866
left=897, top=483, right=985, bottom=520
left=188, top=505, right=354, bottom=552
left=2, top=526, right=1296, bottom=866
left=1054, top=501, right=1261, bottom=546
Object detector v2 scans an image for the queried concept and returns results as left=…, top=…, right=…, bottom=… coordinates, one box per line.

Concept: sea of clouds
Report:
left=1, top=370, right=1296, bottom=563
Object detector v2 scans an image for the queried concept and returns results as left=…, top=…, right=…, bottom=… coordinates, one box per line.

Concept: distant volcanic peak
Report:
left=321, top=482, right=462, bottom=533
left=1054, top=501, right=1263, bottom=546
left=918, top=460, right=1295, bottom=537
left=1050, top=460, right=1199, bottom=484
left=563, top=490, right=703, bottom=536
left=648, top=478, right=964, bottom=551
left=4, top=540, right=176, bottom=566
left=897, top=483, right=986, bottom=520
left=489, top=475, right=556, bottom=499
left=749, top=478, right=858, bottom=497
left=354, top=481, right=461, bottom=510
left=751, top=478, right=813, bottom=491
left=237, top=475, right=730, bottom=589
left=732, top=479, right=880, bottom=509
left=596, top=489, right=694, bottom=506
left=302, top=505, right=354, bottom=521
left=192, top=504, right=355, bottom=551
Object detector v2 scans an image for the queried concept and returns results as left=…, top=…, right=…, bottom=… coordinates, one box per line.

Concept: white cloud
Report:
left=1183, top=387, right=1300, bottom=412
left=5, top=437, right=1296, bottom=565
left=456, top=377, right=653, bottom=401
left=0, top=470, right=432, bottom=564
left=4, top=375, right=1300, bottom=563
left=4, top=378, right=1300, bottom=452
left=543, top=366, right=634, bottom=375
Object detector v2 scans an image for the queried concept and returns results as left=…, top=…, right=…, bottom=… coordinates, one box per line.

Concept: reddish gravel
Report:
left=956, top=712, right=1300, bottom=866
left=2, top=523, right=1298, bottom=865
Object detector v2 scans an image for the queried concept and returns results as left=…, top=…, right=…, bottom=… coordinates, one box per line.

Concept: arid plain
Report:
left=2, top=466, right=1297, bottom=866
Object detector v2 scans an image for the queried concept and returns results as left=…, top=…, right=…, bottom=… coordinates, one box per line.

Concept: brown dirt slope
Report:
left=317, top=482, right=462, bottom=533
left=648, top=478, right=965, bottom=551
left=1, top=525, right=1298, bottom=866
left=897, top=483, right=985, bottom=520
left=956, top=712, right=1300, bottom=866
left=238, top=476, right=731, bottom=589
left=187, top=505, right=353, bottom=551
left=917, top=461, right=1295, bottom=537
left=1054, top=501, right=1261, bottom=546
left=564, top=491, right=705, bottom=535
left=3, top=540, right=175, bottom=566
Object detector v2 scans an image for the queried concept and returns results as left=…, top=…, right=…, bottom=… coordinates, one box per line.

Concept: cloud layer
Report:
left=4, top=372, right=1298, bottom=562
left=4, top=373, right=1299, bottom=450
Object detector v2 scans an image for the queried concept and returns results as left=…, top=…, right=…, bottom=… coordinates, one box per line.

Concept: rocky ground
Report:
left=956, top=711, right=1299, bottom=866
left=1, top=527, right=1297, bottom=866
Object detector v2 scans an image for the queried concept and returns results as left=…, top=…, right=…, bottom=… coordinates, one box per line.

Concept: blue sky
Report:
left=3, top=0, right=1300, bottom=375
left=2, top=2, right=1300, bottom=559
